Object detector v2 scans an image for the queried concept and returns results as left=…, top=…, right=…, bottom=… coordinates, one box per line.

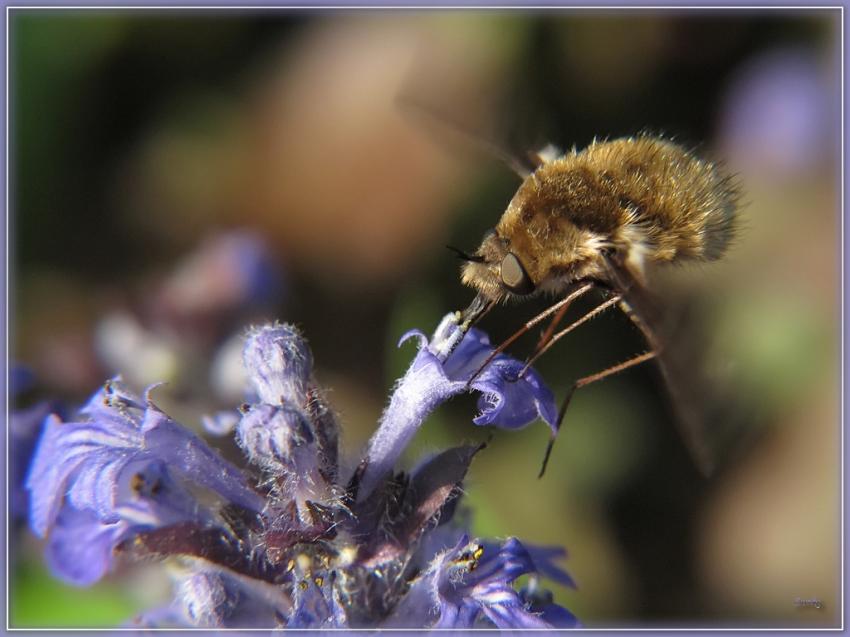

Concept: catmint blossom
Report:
left=359, top=312, right=557, bottom=497
left=26, top=316, right=578, bottom=628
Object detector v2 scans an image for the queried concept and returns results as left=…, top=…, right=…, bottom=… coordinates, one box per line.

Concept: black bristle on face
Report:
left=446, top=245, right=485, bottom=263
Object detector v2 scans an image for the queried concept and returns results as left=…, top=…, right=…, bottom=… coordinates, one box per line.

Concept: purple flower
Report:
left=26, top=379, right=263, bottom=585
left=28, top=379, right=262, bottom=535
left=42, top=507, right=133, bottom=586
left=243, top=322, right=314, bottom=406
left=177, top=569, right=290, bottom=628
left=241, top=323, right=340, bottom=481
left=388, top=536, right=579, bottom=628
left=359, top=312, right=557, bottom=498
left=157, top=230, right=283, bottom=319
left=719, top=48, right=835, bottom=177
left=27, top=317, right=576, bottom=627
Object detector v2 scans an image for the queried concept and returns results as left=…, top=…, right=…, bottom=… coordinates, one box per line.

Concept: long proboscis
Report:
left=446, top=245, right=485, bottom=263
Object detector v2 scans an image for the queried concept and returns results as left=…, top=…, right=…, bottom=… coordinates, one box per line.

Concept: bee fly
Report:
left=450, top=135, right=740, bottom=477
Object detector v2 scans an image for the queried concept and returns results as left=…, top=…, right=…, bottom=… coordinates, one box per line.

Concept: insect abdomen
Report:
left=580, top=136, right=739, bottom=264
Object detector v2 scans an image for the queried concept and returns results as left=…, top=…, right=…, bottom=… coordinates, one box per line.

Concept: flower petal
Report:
left=177, top=569, right=289, bottom=628
left=27, top=413, right=141, bottom=536
left=27, top=381, right=263, bottom=545
left=390, top=534, right=575, bottom=629
left=358, top=342, right=455, bottom=498
left=43, top=507, right=134, bottom=586
left=142, top=407, right=263, bottom=512
left=526, top=544, right=577, bottom=589
left=359, top=314, right=557, bottom=498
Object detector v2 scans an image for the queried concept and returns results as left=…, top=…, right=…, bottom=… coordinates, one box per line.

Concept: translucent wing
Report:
left=395, top=94, right=539, bottom=179
left=603, top=256, right=733, bottom=477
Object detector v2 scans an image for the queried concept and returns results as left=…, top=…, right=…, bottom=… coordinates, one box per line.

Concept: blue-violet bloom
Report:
left=27, top=315, right=576, bottom=627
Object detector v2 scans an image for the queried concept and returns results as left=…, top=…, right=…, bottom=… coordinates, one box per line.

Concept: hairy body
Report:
left=461, top=136, right=738, bottom=303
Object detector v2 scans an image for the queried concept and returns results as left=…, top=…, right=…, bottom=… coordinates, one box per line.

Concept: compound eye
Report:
left=500, top=252, right=535, bottom=295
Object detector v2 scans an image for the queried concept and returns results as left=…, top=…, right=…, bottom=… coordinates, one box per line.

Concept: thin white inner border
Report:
left=3, top=4, right=844, bottom=632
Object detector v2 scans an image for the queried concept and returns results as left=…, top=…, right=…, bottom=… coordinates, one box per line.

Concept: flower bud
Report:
left=235, top=404, right=315, bottom=473
left=243, top=324, right=314, bottom=407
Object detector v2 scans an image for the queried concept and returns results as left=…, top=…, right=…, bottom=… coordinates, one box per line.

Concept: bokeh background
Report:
left=9, top=8, right=841, bottom=628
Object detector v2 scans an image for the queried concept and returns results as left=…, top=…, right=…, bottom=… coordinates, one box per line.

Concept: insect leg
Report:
left=465, top=282, right=595, bottom=387
left=534, top=298, right=572, bottom=352
left=538, top=350, right=657, bottom=478
left=519, top=294, right=623, bottom=378
left=616, top=298, right=663, bottom=353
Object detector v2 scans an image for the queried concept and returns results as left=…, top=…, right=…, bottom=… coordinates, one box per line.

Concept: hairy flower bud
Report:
left=243, top=323, right=314, bottom=407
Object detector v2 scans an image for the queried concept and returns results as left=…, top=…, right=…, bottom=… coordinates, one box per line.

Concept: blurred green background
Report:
left=10, top=8, right=841, bottom=628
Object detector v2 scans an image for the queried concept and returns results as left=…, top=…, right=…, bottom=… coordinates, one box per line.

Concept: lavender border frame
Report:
left=0, top=4, right=844, bottom=636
